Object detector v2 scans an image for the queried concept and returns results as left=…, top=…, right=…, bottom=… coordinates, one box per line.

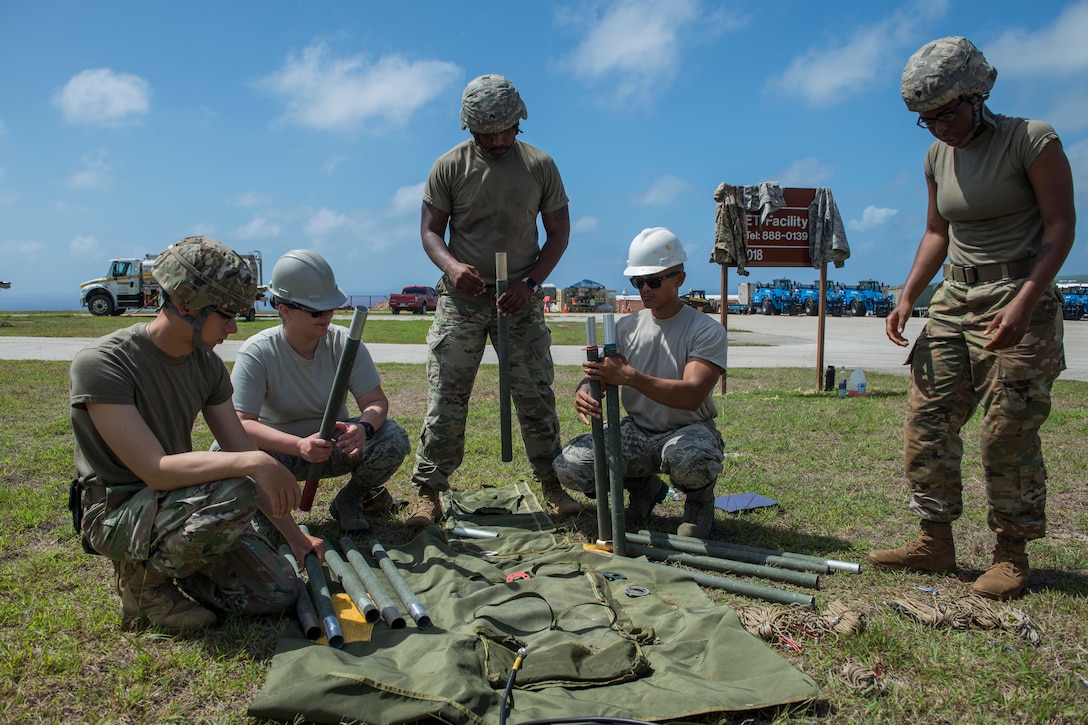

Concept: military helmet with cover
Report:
left=268, top=249, right=347, bottom=311
left=152, top=236, right=256, bottom=315
left=901, top=36, right=997, bottom=113
left=460, top=74, right=528, bottom=135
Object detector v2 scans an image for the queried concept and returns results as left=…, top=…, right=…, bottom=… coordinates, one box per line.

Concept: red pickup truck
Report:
left=388, top=285, right=439, bottom=314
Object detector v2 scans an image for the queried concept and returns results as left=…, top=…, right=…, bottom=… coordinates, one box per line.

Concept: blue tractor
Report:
left=1058, top=283, right=1086, bottom=321
left=838, top=279, right=891, bottom=317
left=796, top=280, right=844, bottom=316
left=750, top=278, right=800, bottom=316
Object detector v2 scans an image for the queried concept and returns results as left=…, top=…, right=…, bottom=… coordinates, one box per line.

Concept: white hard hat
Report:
left=268, top=249, right=347, bottom=311
left=624, top=227, right=687, bottom=276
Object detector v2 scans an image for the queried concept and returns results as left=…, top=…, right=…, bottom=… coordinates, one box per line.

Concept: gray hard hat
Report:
left=901, top=36, right=996, bottom=112
left=268, top=249, right=347, bottom=311
left=460, top=74, right=528, bottom=134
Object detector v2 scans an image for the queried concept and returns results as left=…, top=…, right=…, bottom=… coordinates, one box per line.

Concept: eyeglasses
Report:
left=629, top=270, right=681, bottom=289
left=212, top=308, right=239, bottom=321
left=916, top=98, right=966, bottom=129
left=282, top=302, right=334, bottom=318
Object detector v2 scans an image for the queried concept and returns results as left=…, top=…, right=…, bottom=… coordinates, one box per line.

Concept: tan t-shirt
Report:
left=230, top=324, right=381, bottom=439
left=616, top=305, right=729, bottom=434
left=423, top=138, right=568, bottom=284
left=925, top=114, right=1058, bottom=266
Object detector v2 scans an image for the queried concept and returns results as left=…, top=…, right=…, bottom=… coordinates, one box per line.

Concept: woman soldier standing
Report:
left=869, top=37, right=1076, bottom=601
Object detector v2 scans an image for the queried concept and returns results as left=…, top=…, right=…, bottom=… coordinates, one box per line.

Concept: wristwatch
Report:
left=521, top=276, right=538, bottom=292
left=360, top=421, right=375, bottom=439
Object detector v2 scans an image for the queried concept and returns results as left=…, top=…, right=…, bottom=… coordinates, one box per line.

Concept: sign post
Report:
left=721, top=187, right=828, bottom=392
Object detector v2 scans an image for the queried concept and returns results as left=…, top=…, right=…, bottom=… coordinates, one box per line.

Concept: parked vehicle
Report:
left=795, top=280, right=843, bottom=316
left=80, top=250, right=265, bottom=320
left=837, top=279, right=891, bottom=317
left=680, top=289, right=719, bottom=313
left=749, top=278, right=799, bottom=316
left=388, top=285, right=439, bottom=314
left=1058, top=283, right=1086, bottom=321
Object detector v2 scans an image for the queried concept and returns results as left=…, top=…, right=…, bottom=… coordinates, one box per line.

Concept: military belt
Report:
left=943, top=257, right=1034, bottom=285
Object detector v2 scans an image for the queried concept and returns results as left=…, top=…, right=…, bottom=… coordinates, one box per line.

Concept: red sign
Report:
left=742, top=187, right=814, bottom=268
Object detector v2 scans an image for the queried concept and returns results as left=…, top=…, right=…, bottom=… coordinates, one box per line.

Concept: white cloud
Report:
left=233, top=192, right=273, bottom=208
left=1, top=239, right=45, bottom=257
left=987, top=1, right=1088, bottom=75
left=52, top=68, right=151, bottom=126
left=776, top=157, right=834, bottom=187
left=233, top=216, right=282, bottom=240
left=558, top=0, right=729, bottom=104
left=67, top=151, right=111, bottom=189
left=572, top=216, right=600, bottom=234
left=305, top=208, right=350, bottom=237
left=258, top=41, right=461, bottom=132
left=849, top=205, right=899, bottom=231
left=390, top=182, right=425, bottom=216
left=767, top=0, right=947, bottom=105
left=322, top=155, right=345, bottom=174
left=69, top=234, right=100, bottom=256
left=1043, top=86, right=1088, bottom=133
left=634, top=175, right=689, bottom=207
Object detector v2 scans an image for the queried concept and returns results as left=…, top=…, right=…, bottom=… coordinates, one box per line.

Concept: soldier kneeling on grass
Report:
left=69, top=236, right=322, bottom=632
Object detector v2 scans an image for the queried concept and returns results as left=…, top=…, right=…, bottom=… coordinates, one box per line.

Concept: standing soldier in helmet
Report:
left=870, top=37, right=1075, bottom=600
left=406, top=73, right=577, bottom=526
left=69, top=236, right=319, bottom=633
left=229, top=249, right=410, bottom=534
left=553, top=228, right=729, bottom=539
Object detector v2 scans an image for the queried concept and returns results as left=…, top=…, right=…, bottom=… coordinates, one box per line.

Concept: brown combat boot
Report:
left=677, top=484, right=716, bottom=539
left=542, top=480, right=582, bottom=517
left=868, top=520, right=956, bottom=573
left=115, top=561, right=217, bottom=632
left=971, top=537, right=1030, bottom=601
left=405, top=484, right=443, bottom=528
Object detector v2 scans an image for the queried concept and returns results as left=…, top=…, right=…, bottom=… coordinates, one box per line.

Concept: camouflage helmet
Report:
left=460, top=74, right=528, bottom=134
left=901, top=36, right=996, bottom=112
left=152, top=236, right=257, bottom=315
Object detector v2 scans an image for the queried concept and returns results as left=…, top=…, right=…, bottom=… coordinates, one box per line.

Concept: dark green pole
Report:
left=297, top=526, right=343, bottom=648
left=585, top=316, right=611, bottom=546
left=278, top=544, right=321, bottom=641
left=301, top=306, right=368, bottom=510
left=603, top=314, right=625, bottom=556
left=495, top=252, right=512, bottom=462
left=624, top=542, right=820, bottom=589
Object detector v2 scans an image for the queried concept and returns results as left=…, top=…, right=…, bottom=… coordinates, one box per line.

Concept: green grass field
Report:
left=1, top=314, right=1086, bottom=724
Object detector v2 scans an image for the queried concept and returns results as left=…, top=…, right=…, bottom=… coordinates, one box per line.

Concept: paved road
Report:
left=2, top=313, right=1085, bottom=381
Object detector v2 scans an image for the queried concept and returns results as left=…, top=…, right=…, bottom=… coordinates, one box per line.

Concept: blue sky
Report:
left=2, top=0, right=1087, bottom=310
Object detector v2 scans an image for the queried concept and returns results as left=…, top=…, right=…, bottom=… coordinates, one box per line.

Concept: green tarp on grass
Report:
left=249, top=482, right=821, bottom=724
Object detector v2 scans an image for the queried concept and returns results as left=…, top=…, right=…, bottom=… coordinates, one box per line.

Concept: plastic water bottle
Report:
left=848, top=368, right=868, bottom=396
left=837, top=366, right=847, bottom=398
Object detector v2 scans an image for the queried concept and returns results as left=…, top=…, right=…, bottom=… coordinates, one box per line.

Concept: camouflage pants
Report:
left=904, top=279, right=1065, bottom=540
left=269, top=418, right=410, bottom=506
left=82, top=477, right=296, bottom=614
left=412, top=282, right=561, bottom=490
left=553, top=417, right=724, bottom=496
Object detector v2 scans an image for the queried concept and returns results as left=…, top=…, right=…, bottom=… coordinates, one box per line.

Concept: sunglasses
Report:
left=282, top=302, right=334, bottom=318
left=212, top=307, right=240, bottom=321
left=629, top=270, right=681, bottom=289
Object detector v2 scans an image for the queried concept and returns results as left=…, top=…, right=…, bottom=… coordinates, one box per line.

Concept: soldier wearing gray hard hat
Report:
left=406, top=73, right=576, bottom=526
left=229, top=249, right=410, bottom=536
left=69, top=236, right=314, bottom=634
left=870, top=37, right=1076, bottom=602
